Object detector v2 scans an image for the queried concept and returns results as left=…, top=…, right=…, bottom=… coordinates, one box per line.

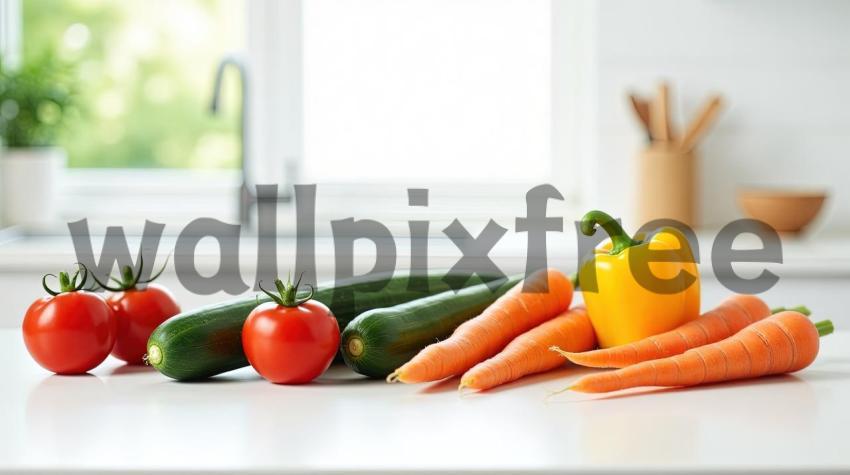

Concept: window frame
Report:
left=4, top=0, right=596, bottom=233
left=0, top=0, right=21, bottom=68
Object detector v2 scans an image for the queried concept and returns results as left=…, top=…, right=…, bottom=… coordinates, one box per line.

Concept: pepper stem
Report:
left=258, top=272, right=314, bottom=307
left=815, top=320, right=834, bottom=337
left=580, top=210, right=642, bottom=255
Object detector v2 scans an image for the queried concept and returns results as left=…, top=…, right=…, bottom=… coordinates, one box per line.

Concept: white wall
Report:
left=583, top=0, right=850, bottom=231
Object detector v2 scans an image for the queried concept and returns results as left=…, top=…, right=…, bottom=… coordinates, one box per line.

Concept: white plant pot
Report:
left=0, top=147, right=66, bottom=230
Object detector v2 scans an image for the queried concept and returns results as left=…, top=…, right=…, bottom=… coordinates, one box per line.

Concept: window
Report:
left=3, top=0, right=591, bottom=232
left=22, top=0, right=244, bottom=169
left=302, top=0, right=551, bottom=184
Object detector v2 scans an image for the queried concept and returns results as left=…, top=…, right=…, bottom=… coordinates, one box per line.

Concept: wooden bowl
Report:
left=737, top=189, right=827, bottom=234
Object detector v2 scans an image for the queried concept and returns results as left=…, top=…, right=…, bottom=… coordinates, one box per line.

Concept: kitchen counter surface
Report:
left=2, top=329, right=849, bottom=474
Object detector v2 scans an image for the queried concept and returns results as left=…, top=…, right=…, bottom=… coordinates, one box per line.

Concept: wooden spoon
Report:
left=628, top=93, right=651, bottom=135
left=650, top=82, right=673, bottom=142
left=679, top=96, right=723, bottom=152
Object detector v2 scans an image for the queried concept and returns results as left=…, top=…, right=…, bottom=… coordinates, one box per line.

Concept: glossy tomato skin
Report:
left=242, top=300, right=340, bottom=384
left=107, top=283, right=181, bottom=364
left=23, top=292, right=116, bottom=374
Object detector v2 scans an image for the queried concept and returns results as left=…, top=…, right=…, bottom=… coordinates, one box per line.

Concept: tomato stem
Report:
left=42, top=263, right=89, bottom=296
left=90, top=252, right=170, bottom=291
left=258, top=272, right=314, bottom=307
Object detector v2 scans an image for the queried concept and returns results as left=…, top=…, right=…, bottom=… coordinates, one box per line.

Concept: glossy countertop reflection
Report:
left=2, top=329, right=849, bottom=474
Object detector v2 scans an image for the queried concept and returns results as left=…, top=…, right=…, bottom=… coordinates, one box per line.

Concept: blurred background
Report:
left=0, top=0, right=848, bottom=325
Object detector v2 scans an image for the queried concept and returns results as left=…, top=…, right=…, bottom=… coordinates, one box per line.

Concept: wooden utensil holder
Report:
left=636, top=144, right=697, bottom=228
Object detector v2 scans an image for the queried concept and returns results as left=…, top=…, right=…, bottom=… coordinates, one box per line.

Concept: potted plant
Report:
left=0, top=54, right=76, bottom=229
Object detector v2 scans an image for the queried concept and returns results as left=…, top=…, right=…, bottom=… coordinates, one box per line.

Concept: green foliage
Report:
left=0, top=54, right=78, bottom=147
left=22, top=0, right=242, bottom=168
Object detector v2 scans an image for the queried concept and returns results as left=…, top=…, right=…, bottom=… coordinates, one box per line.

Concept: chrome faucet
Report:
left=209, top=54, right=290, bottom=228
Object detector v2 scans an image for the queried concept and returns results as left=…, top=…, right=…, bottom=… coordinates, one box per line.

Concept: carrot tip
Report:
left=549, top=346, right=572, bottom=359
left=544, top=384, right=572, bottom=402
left=386, top=371, right=401, bottom=383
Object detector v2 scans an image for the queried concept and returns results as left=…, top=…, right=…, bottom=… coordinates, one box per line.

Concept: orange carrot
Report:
left=568, top=311, right=833, bottom=393
left=459, top=306, right=595, bottom=391
left=554, top=294, right=809, bottom=369
left=387, top=268, right=574, bottom=384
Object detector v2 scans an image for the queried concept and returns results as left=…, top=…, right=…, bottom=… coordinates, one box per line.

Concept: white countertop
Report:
left=3, top=329, right=850, bottom=474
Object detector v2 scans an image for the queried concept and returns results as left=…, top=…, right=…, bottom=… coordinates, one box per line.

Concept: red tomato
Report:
left=88, top=254, right=180, bottom=365
left=107, top=283, right=180, bottom=364
left=243, top=299, right=340, bottom=384
left=23, top=291, right=116, bottom=374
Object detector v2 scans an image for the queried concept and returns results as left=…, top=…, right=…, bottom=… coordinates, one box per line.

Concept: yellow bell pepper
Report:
left=578, top=210, right=700, bottom=348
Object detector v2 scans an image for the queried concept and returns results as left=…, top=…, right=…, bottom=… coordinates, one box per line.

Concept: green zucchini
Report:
left=146, top=271, right=501, bottom=380
left=341, top=275, right=522, bottom=378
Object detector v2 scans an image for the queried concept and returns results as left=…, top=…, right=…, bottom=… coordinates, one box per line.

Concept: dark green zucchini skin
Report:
left=147, top=272, right=501, bottom=381
left=341, top=275, right=522, bottom=378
